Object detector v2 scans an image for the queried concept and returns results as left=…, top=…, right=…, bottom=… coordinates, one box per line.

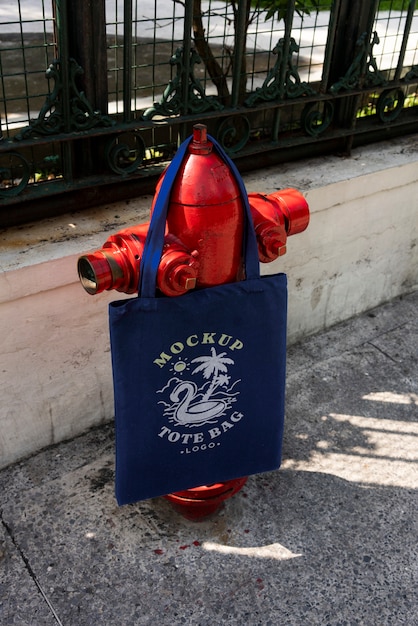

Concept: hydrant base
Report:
left=164, top=477, right=248, bottom=521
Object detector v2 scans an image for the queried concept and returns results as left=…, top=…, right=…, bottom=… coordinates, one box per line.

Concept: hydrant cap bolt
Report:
left=194, top=124, right=207, bottom=143
left=189, top=124, right=212, bottom=155
left=170, top=265, right=197, bottom=291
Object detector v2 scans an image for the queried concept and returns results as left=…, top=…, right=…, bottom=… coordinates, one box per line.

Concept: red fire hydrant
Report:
left=78, top=124, right=309, bottom=519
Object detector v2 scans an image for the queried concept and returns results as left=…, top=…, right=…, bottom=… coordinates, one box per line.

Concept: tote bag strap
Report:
left=139, top=133, right=260, bottom=298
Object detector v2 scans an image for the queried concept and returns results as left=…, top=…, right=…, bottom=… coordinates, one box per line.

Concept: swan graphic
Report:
left=158, top=348, right=240, bottom=427
left=170, top=381, right=227, bottom=426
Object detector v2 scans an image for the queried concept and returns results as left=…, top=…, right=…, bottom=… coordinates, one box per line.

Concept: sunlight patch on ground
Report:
left=362, top=391, right=418, bottom=405
left=202, top=541, right=302, bottom=560
left=284, top=412, right=418, bottom=489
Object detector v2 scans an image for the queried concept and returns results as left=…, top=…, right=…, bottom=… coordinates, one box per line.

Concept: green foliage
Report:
left=379, top=0, right=411, bottom=9
left=255, top=0, right=321, bottom=21
left=255, top=0, right=410, bottom=19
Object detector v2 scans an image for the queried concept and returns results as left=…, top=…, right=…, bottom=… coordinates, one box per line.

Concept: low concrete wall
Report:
left=1, top=135, right=417, bottom=468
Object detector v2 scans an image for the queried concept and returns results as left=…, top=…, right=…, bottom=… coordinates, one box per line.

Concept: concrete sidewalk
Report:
left=1, top=292, right=417, bottom=626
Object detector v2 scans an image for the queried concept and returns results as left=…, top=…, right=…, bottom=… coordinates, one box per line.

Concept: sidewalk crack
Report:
left=365, top=320, right=408, bottom=344
left=368, top=340, right=398, bottom=363
left=1, top=514, right=64, bottom=626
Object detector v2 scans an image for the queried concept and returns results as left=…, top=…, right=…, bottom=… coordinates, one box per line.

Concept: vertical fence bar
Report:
left=17, top=0, right=31, bottom=125
left=394, top=0, right=416, bottom=81
left=272, top=0, right=296, bottom=142
left=180, top=0, right=194, bottom=141
left=321, top=0, right=342, bottom=91
left=0, top=50, right=5, bottom=139
left=55, top=0, right=71, bottom=132
left=231, top=0, right=249, bottom=108
left=279, top=0, right=295, bottom=98
left=54, top=0, right=73, bottom=180
left=123, top=0, right=133, bottom=123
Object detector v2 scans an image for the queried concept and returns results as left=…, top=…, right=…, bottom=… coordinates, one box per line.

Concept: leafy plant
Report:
left=256, top=0, right=321, bottom=21
left=192, top=0, right=321, bottom=104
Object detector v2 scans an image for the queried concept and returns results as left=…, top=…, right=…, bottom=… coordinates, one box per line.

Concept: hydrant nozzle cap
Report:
left=190, top=124, right=212, bottom=155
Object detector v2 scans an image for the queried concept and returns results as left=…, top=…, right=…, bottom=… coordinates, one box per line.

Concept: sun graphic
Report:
left=170, top=358, right=190, bottom=374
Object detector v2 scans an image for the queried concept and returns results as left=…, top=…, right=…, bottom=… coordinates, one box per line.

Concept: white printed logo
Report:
left=154, top=333, right=245, bottom=454
left=158, top=347, right=240, bottom=427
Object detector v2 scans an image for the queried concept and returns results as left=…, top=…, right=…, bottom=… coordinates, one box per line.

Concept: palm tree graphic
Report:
left=191, top=348, right=234, bottom=401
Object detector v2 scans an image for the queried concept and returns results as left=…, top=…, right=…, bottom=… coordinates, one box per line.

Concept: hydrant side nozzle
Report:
left=248, top=194, right=288, bottom=262
left=78, top=227, right=145, bottom=296
left=77, top=248, right=125, bottom=295
left=269, top=189, right=310, bottom=236
left=78, top=254, right=109, bottom=295
left=157, top=238, right=200, bottom=296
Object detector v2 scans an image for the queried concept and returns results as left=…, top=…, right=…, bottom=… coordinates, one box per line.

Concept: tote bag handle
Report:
left=139, top=133, right=260, bottom=298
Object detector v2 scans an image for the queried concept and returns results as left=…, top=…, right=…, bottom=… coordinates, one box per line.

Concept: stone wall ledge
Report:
left=1, top=135, right=417, bottom=468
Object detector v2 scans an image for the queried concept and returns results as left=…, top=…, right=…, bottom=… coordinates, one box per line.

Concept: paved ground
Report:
left=1, top=291, right=417, bottom=626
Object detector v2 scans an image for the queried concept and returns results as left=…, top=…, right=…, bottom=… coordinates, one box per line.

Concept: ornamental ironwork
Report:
left=105, top=132, right=146, bottom=176
left=0, top=153, right=31, bottom=198
left=143, top=48, right=223, bottom=120
left=404, top=65, right=418, bottom=82
left=331, top=31, right=387, bottom=94
left=377, top=89, right=406, bottom=123
left=216, top=116, right=251, bottom=154
left=301, top=101, right=334, bottom=137
left=245, top=37, right=316, bottom=107
left=15, top=58, right=114, bottom=140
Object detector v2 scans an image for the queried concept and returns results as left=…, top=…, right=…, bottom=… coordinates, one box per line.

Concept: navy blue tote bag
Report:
left=109, top=134, right=288, bottom=505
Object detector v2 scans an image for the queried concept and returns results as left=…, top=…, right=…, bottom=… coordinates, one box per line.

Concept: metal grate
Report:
left=374, top=0, right=418, bottom=81
left=0, top=0, right=56, bottom=135
left=105, top=0, right=186, bottom=118
left=0, top=0, right=417, bottom=225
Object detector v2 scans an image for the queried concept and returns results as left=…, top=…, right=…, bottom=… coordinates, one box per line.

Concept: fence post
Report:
left=327, top=0, right=380, bottom=152
left=67, top=0, right=108, bottom=113
left=66, top=0, right=108, bottom=176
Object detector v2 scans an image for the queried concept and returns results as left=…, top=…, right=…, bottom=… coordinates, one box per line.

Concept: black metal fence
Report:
left=0, top=0, right=417, bottom=226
